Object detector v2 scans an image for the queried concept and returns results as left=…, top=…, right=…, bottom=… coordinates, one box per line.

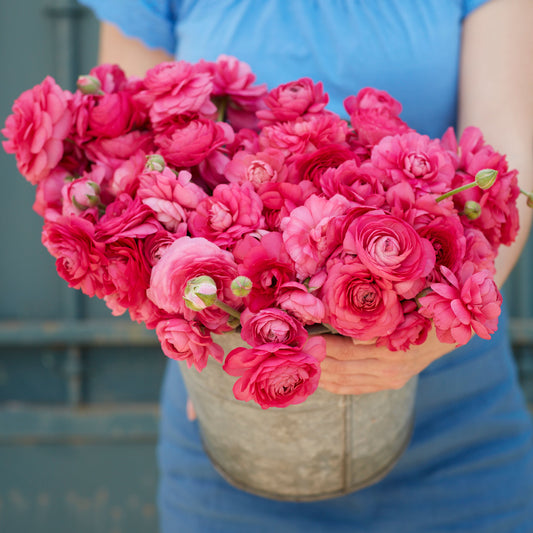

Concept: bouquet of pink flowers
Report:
left=3, top=57, right=528, bottom=409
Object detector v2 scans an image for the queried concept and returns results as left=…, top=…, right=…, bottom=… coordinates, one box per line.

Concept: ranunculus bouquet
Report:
left=3, top=57, right=527, bottom=409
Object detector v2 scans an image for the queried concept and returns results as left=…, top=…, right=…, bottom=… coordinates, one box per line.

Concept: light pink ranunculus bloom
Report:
left=418, top=262, right=502, bottom=346
left=321, top=257, right=403, bottom=340
left=108, top=151, right=147, bottom=198
left=156, top=318, right=224, bottom=371
left=225, top=149, right=287, bottom=189
left=135, top=60, right=216, bottom=126
left=223, top=336, right=326, bottom=409
left=463, top=228, right=496, bottom=275
left=277, top=281, right=326, bottom=325
left=343, top=210, right=435, bottom=299
left=188, top=182, right=265, bottom=248
left=2, top=76, right=73, bottom=184
left=257, top=77, right=329, bottom=124
left=371, top=132, right=455, bottom=193
left=281, top=194, right=351, bottom=280
left=138, top=168, right=207, bottom=232
left=240, top=307, right=308, bottom=347
left=147, top=237, right=241, bottom=332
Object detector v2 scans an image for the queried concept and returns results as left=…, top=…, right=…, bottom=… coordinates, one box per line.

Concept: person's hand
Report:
left=319, top=330, right=454, bottom=395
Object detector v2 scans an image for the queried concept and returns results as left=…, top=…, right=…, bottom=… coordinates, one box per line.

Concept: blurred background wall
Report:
left=0, top=1, right=532, bottom=532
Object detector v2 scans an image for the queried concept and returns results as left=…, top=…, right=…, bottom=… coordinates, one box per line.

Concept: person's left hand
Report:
left=319, top=330, right=454, bottom=395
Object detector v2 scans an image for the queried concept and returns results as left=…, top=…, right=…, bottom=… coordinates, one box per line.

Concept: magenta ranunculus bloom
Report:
left=418, top=262, right=502, bottom=346
left=223, top=337, right=326, bottom=409
left=148, top=236, right=241, bottom=332
left=41, top=215, right=111, bottom=299
left=322, top=257, right=403, bottom=340
left=343, top=210, right=435, bottom=299
left=257, top=77, right=328, bottom=124
left=188, top=182, right=265, bottom=248
left=2, top=76, right=73, bottom=185
left=281, top=193, right=351, bottom=280
left=156, top=318, right=224, bottom=371
left=240, top=307, right=308, bottom=347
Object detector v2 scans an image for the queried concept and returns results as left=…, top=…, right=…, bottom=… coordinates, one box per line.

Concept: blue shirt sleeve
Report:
left=463, top=0, right=492, bottom=18
left=78, top=0, right=178, bottom=55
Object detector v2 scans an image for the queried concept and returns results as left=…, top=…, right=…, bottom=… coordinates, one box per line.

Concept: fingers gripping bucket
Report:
left=178, top=332, right=418, bottom=501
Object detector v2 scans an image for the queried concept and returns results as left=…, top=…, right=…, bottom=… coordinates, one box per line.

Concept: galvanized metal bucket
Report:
left=178, top=332, right=417, bottom=501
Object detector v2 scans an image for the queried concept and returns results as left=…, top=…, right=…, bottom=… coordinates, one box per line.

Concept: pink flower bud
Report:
left=76, top=74, right=103, bottom=95
left=463, top=200, right=482, bottom=220
left=230, top=276, right=253, bottom=297
left=183, top=275, right=218, bottom=311
left=145, top=154, right=166, bottom=172
left=475, top=168, right=497, bottom=190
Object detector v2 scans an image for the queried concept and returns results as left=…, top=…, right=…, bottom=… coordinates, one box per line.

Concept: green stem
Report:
left=435, top=181, right=476, bottom=202
left=214, top=299, right=241, bottom=320
left=306, top=323, right=338, bottom=337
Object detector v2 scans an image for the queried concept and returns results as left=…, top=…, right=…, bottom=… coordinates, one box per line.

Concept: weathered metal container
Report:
left=179, top=332, right=418, bottom=501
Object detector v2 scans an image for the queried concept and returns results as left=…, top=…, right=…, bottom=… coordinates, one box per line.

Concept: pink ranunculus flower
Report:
left=417, top=215, right=466, bottom=280
left=276, top=281, right=326, bottom=325
left=451, top=126, right=520, bottom=249
left=418, top=262, right=502, bottom=346
left=143, top=230, right=182, bottom=267
left=33, top=168, right=69, bottom=219
left=257, top=77, right=329, bottom=124
left=344, top=87, right=411, bottom=145
left=223, top=336, right=326, bottom=409
left=61, top=165, right=106, bottom=218
left=376, top=300, right=431, bottom=352
left=108, top=151, right=147, bottom=198
left=371, top=132, right=455, bottom=193
left=343, top=210, right=435, bottom=299
left=188, top=182, right=265, bottom=248
left=41, top=215, right=112, bottom=299
left=155, top=116, right=234, bottom=168
left=138, top=167, right=207, bottom=232
left=259, top=112, right=348, bottom=156
left=281, top=194, right=351, bottom=280
left=156, top=318, right=224, bottom=371
left=288, top=143, right=358, bottom=187
left=240, top=307, right=308, bottom=347
left=95, top=193, right=162, bottom=242
left=147, top=236, right=241, bottom=332
left=463, top=228, right=496, bottom=275
left=84, top=130, right=154, bottom=171
left=102, top=237, right=153, bottom=318
left=236, top=231, right=296, bottom=311
left=259, top=181, right=317, bottom=231
left=135, top=60, right=216, bottom=127
left=321, top=257, right=403, bottom=340
left=319, top=159, right=387, bottom=207
left=225, top=149, right=287, bottom=189
left=2, top=76, right=73, bottom=185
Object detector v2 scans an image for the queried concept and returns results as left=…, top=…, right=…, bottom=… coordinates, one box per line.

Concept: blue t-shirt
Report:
left=81, top=0, right=488, bottom=138
left=78, top=2, right=533, bottom=532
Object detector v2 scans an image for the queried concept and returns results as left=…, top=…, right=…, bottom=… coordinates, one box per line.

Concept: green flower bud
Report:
left=230, top=276, right=253, bottom=297
left=183, top=276, right=217, bottom=311
left=145, top=154, right=166, bottom=172
left=76, top=75, right=103, bottom=95
left=525, top=191, right=533, bottom=209
left=475, top=168, right=498, bottom=190
left=462, top=200, right=482, bottom=220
